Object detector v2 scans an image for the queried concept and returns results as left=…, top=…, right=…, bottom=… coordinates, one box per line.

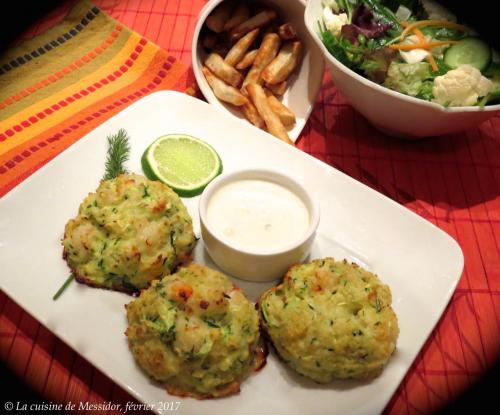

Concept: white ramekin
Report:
left=199, top=168, right=320, bottom=282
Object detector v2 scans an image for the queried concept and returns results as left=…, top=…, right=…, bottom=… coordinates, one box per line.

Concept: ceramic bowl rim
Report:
left=198, top=167, right=320, bottom=257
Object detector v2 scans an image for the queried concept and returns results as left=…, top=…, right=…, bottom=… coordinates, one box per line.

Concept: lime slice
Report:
left=141, top=134, right=223, bottom=197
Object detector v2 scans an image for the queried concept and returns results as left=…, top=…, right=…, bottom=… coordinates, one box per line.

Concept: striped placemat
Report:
left=0, top=0, right=191, bottom=197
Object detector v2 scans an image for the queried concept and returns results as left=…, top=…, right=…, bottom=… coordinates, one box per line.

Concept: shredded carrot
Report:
left=400, top=20, right=471, bottom=40
left=413, top=27, right=426, bottom=43
left=426, top=53, right=438, bottom=71
left=389, top=40, right=459, bottom=50
left=412, top=27, right=438, bottom=71
left=391, top=21, right=464, bottom=71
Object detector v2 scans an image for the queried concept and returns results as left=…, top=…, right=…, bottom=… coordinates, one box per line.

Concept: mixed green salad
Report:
left=319, top=0, right=500, bottom=106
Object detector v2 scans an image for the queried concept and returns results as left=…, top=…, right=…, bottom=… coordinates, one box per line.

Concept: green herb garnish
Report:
left=103, top=128, right=131, bottom=180
left=52, top=274, right=75, bottom=301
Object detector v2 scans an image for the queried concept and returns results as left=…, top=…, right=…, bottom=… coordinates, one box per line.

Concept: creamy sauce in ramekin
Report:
left=206, top=179, right=310, bottom=253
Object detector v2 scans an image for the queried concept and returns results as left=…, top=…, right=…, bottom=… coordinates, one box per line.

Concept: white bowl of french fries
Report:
left=192, top=0, right=325, bottom=144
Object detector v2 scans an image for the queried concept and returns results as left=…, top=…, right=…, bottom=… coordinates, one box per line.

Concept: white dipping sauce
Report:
left=206, top=179, right=310, bottom=253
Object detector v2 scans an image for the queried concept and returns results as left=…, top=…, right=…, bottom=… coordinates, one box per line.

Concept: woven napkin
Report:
left=0, top=0, right=190, bottom=196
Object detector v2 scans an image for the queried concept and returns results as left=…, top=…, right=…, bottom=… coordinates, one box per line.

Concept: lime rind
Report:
left=141, top=134, right=223, bottom=197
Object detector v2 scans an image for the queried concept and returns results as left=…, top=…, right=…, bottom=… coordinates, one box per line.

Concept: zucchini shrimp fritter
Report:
left=125, top=264, right=266, bottom=399
left=259, top=258, right=399, bottom=382
left=62, top=174, right=196, bottom=293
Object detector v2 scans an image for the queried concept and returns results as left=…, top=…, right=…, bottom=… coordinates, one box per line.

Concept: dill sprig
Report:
left=103, top=128, right=131, bottom=180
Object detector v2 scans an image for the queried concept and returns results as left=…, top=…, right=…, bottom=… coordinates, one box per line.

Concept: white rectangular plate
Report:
left=0, top=91, right=463, bottom=415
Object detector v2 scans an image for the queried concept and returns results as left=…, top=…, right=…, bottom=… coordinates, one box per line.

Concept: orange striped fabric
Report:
left=0, top=0, right=190, bottom=197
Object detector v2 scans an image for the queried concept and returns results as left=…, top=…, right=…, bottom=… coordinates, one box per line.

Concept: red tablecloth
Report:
left=1, top=1, right=499, bottom=414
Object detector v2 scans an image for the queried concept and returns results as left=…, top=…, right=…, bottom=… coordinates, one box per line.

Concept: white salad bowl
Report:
left=192, top=0, right=325, bottom=142
left=199, top=168, right=320, bottom=282
left=304, top=0, right=500, bottom=139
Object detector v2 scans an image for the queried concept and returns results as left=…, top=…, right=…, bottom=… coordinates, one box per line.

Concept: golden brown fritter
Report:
left=259, top=258, right=399, bottom=382
left=125, top=264, right=266, bottom=399
left=62, top=174, right=196, bottom=293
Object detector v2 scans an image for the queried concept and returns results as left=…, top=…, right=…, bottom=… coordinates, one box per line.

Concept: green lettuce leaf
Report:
left=384, top=61, right=433, bottom=96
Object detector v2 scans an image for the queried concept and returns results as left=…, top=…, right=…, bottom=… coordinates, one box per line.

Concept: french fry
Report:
left=201, top=32, right=218, bottom=50
left=224, top=28, right=260, bottom=67
left=266, top=80, right=287, bottom=96
left=261, top=41, right=303, bottom=85
left=278, top=23, right=298, bottom=40
left=212, top=43, right=231, bottom=58
left=243, top=33, right=281, bottom=89
left=246, top=83, right=292, bottom=144
left=235, top=49, right=258, bottom=70
left=223, top=3, right=250, bottom=32
left=200, top=4, right=305, bottom=138
left=264, top=91, right=296, bottom=128
left=230, top=9, right=277, bottom=41
left=202, top=66, right=248, bottom=106
left=205, top=53, right=243, bottom=88
left=206, top=1, right=234, bottom=33
left=241, top=100, right=265, bottom=128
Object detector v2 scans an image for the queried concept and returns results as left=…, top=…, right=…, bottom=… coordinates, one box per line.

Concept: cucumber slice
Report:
left=444, top=37, right=492, bottom=71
